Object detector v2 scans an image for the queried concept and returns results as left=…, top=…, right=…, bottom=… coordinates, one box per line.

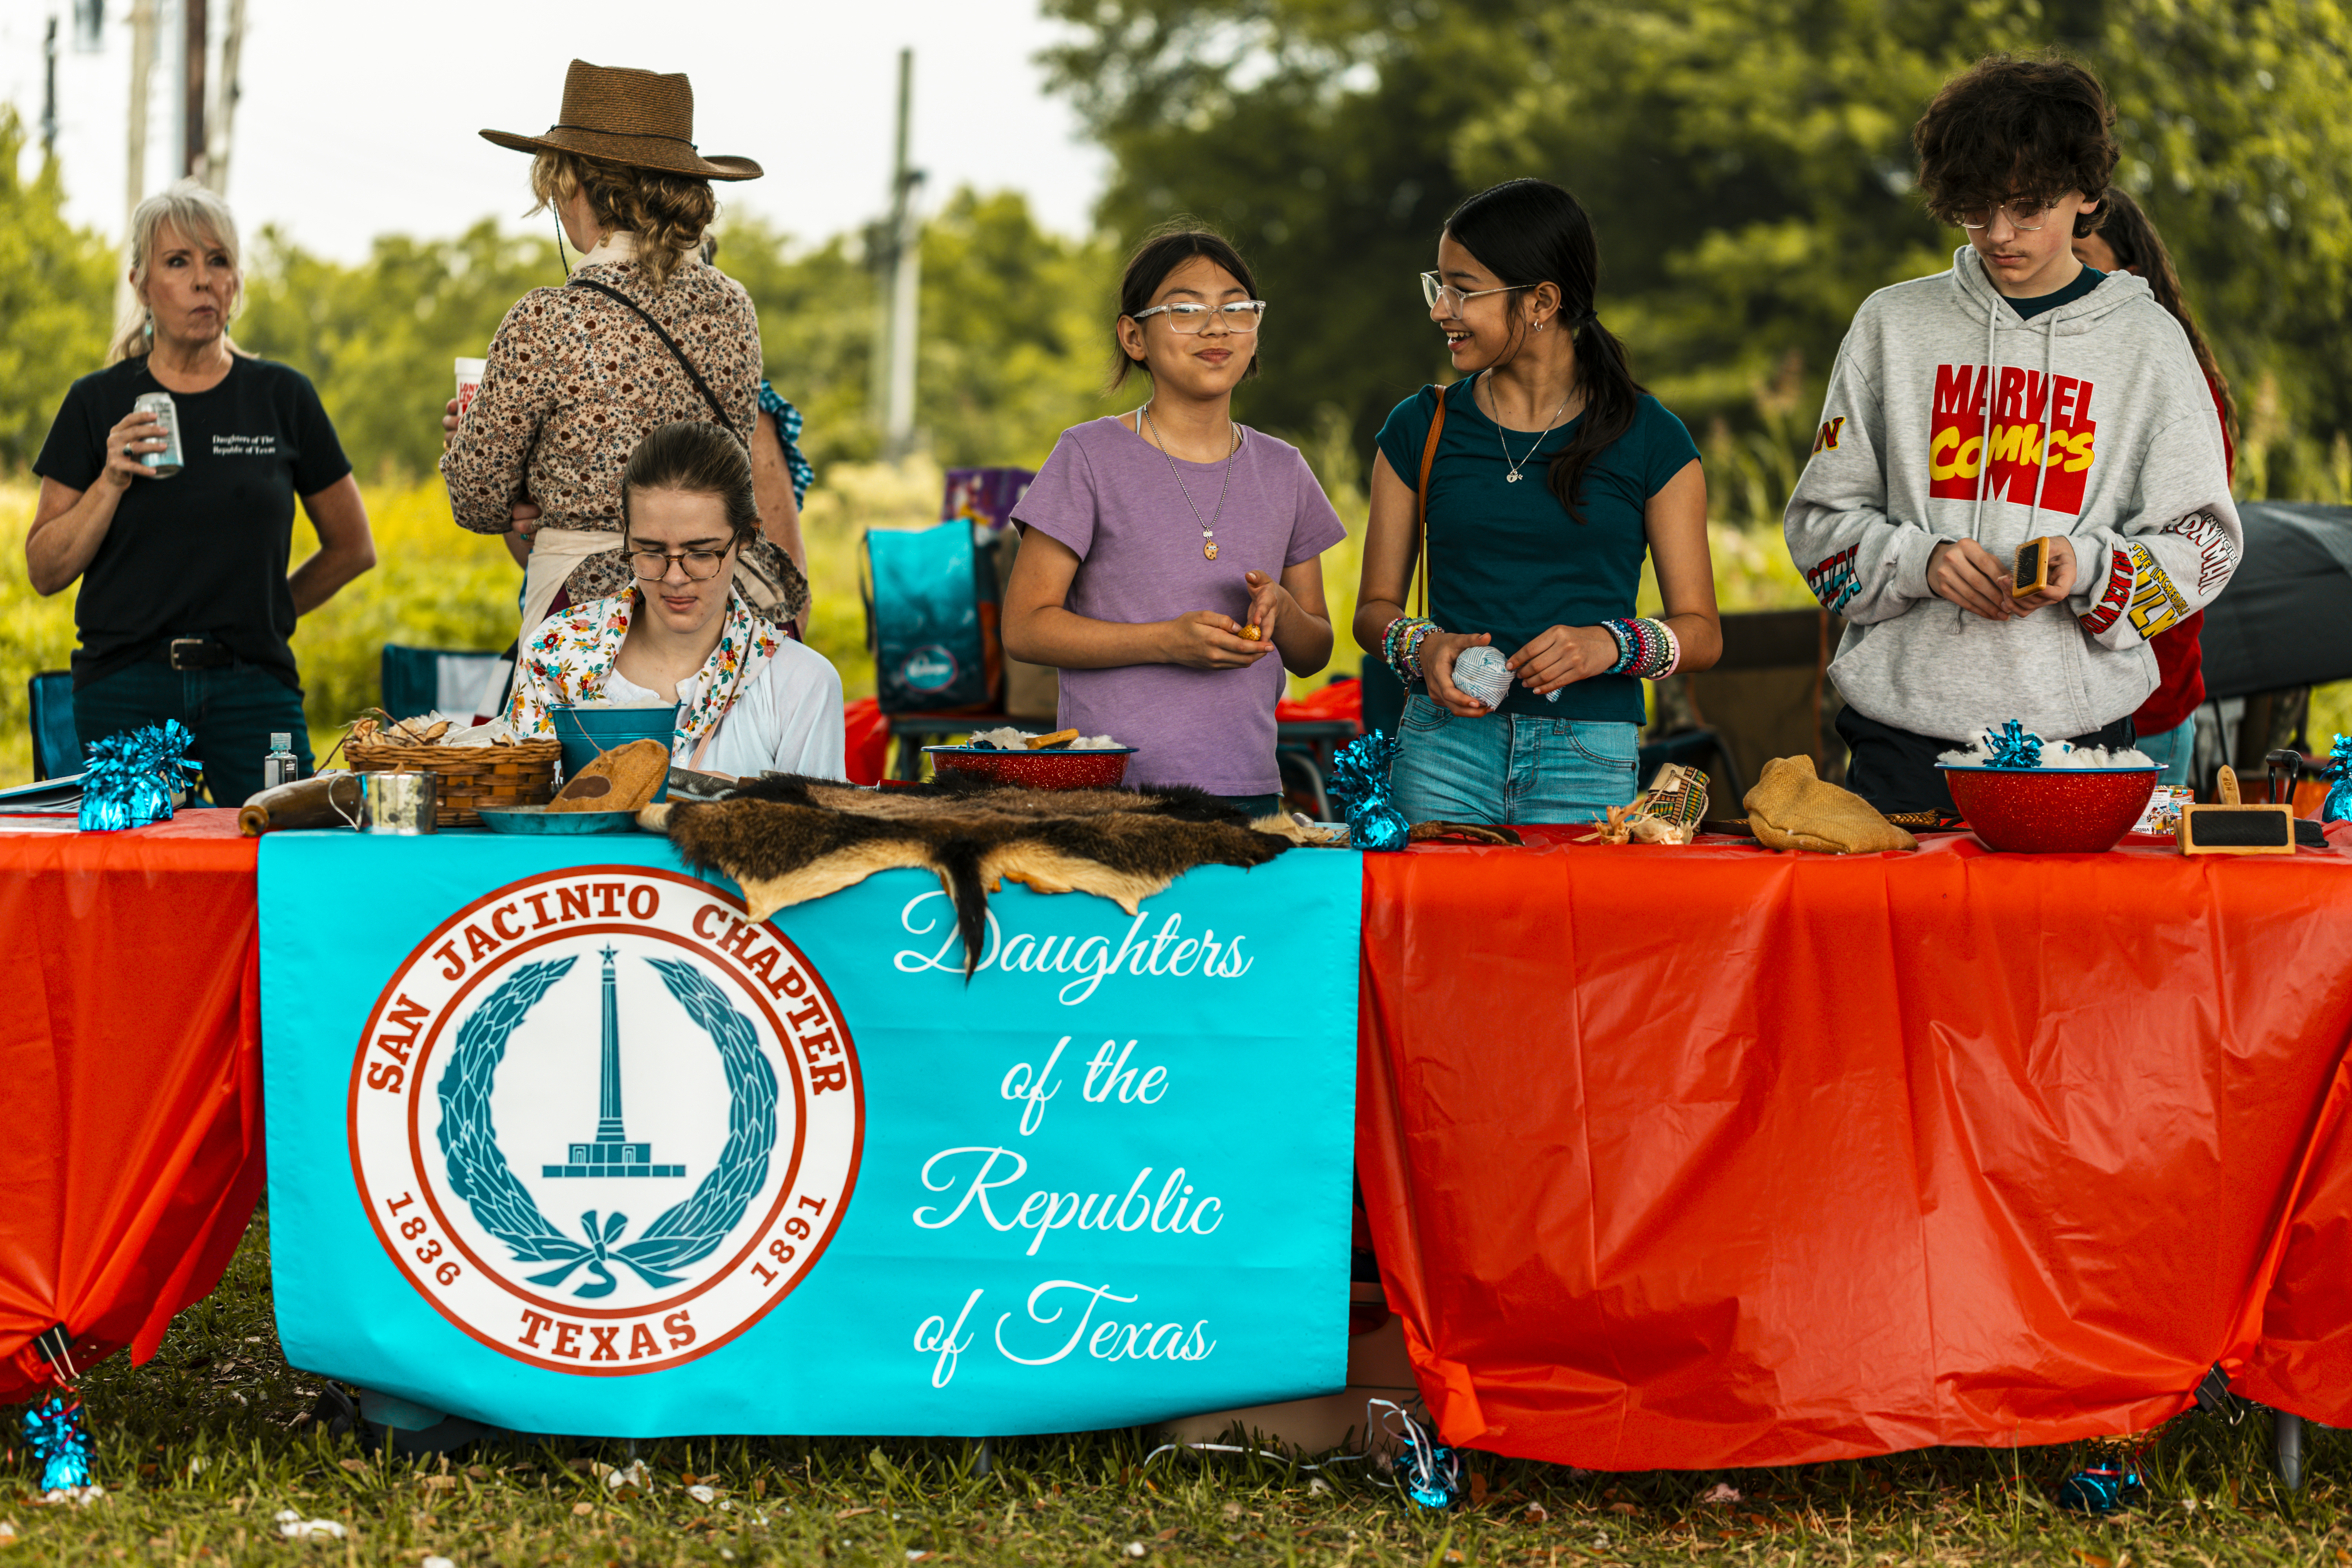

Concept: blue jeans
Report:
left=1390, top=695, right=1641, bottom=825
left=2138, top=716, right=2196, bottom=787
left=74, top=662, right=312, bottom=806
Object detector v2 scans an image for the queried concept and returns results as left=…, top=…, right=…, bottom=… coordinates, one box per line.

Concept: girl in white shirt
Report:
left=507, top=420, right=844, bottom=780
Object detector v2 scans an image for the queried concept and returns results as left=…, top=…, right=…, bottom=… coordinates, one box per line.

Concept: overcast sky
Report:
left=0, top=0, right=1108, bottom=259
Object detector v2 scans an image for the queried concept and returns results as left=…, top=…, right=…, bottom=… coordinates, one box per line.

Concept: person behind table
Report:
left=2071, top=187, right=2238, bottom=789
left=507, top=421, right=844, bottom=778
left=1786, top=53, right=2243, bottom=817
left=1000, top=225, right=1346, bottom=816
left=26, top=179, right=376, bottom=805
left=1355, top=178, right=1720, bottom=826
left=441, top=59, right=810, bottom=653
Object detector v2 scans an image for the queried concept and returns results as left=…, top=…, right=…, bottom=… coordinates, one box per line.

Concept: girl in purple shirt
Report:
left=1002, top=227, right=1347, bottom=814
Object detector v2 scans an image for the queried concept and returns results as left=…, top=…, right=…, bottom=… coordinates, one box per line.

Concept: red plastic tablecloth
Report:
left=0, top=810, right=265, bottom=1401
left=1357, top=825, right=2352, bottom=1470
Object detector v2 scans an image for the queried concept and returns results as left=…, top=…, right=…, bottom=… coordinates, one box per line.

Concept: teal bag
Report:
left=864, top=521, right=992, bottom=713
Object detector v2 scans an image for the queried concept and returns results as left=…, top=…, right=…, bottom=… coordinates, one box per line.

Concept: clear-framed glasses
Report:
left=1129, top=300, right=1267, bottom=334
left=627, top=546, right=731, bottom=582
left=1421, top=271, right=1531, bottom=316
left=1953, top=198, right=2062, bottom=232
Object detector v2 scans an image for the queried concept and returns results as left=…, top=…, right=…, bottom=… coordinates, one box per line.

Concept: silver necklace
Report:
left=1485, top=370, right=1572, bottom=483
left=1140, top=402, right=1242, bottom=559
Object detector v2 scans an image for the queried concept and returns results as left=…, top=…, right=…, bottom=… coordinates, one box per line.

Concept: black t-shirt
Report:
left=34, top=355, right=352, bottom=691
left=2006, top=263, right=2104, bottom=321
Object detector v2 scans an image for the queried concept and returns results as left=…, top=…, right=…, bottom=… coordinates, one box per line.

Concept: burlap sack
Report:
left=1743, top=755, right=1918, bottom=854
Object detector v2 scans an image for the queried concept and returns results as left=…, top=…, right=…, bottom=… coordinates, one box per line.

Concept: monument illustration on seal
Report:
left=543, top=946, right=686, bottom=1179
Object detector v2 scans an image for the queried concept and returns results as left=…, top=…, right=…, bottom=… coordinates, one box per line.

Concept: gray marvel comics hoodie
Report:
left=1785, top=246, right=2241, bottom=743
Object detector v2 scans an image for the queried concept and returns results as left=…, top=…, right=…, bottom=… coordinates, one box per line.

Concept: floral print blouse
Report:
left=506, top=589, right=782, bottom=751
left=441, top=243, right=800, bottom=617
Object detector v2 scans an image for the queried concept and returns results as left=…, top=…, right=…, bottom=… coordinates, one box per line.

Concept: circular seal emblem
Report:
left=348, top=867, right=862, bottom=1374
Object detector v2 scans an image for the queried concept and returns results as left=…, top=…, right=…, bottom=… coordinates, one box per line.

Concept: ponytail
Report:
left=1443, top=178, right=1646, bottom=523
left=1544, top=314, right=1643, bottom=524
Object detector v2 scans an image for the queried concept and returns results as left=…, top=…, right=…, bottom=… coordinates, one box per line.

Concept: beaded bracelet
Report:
left=1383, top=616, right=1439, bottom=683
left=1601, top=617, right=1680, bottom=681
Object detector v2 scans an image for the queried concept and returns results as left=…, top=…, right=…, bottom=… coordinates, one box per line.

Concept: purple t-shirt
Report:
left=1012, top=417, right=1347, bottom=795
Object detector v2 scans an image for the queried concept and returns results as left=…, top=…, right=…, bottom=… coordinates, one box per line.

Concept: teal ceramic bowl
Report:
left=476, top=804, right=641, bottom=835
left=549, top=705, right=676, bottom=801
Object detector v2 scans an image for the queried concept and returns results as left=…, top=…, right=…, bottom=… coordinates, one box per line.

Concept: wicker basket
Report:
left=346, top=738, right=560, bottom=828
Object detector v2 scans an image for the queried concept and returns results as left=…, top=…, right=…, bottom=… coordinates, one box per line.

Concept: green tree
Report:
left=1042, top=0, right=2352, bottom=497
left=719, top=189, right=1116, bottom=475
left=235, top=220, right=562, bottom=480
left=0, top=106, right=120, bottom=469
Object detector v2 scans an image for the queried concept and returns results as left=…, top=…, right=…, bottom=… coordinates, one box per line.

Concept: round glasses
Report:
left=1130, top=300, right=1267, bottom=334
left=628, top=546, right=731, bottom=582
left=1420, top=271, right=1531, bottom=316
left=1954, top=198, right=2062, bottom=232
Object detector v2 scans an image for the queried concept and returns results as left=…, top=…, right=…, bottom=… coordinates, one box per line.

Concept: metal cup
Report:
left=358, top=771, right=439, bottom=835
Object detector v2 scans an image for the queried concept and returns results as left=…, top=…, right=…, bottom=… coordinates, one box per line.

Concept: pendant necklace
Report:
left=1487, top=370, right=1572, bottom=483
left=1141, top=402, right=1242, bottom=558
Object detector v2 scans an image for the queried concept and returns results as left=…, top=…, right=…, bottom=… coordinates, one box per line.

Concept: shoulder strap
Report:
left=566, top=276, right=748, bottom=447
left=1412, top=382, right=1449, bottom=619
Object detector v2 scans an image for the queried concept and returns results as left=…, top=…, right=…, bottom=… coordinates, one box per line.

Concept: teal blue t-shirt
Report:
left=1375, top=379, right=1701, bottom=721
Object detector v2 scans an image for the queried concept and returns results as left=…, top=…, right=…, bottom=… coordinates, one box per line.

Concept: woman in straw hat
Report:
left=442, top=59, right=809, bottom=664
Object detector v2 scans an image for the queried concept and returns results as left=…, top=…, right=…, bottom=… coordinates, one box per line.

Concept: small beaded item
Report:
left=1383, top=615, right=1439, bottom=684
left=1600, top=617, right=1680, bottom=681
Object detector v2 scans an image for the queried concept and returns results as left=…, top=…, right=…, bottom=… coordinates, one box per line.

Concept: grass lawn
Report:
left=4, top=1219, right=2347, bottom=1566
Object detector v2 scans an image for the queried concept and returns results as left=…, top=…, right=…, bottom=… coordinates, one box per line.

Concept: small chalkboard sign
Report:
left=2012, top=536, right=2051, bottom=599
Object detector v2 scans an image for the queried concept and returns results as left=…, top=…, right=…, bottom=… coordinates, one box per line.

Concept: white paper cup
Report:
left=454, top=357, right=488, bottom=421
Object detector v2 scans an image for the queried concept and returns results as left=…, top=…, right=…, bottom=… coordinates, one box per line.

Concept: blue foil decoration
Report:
left=2324, top=733, right=2352, bottom=826
left=24, top=1394, right=92, bottom=1492
left=1329, top=730, right=1410, bottom=853
left=2055, top=1464, right=2142, bottom=1514
left=1983, top=720, right=2045, bottom=770
left=76, top=720, right=200, bottom=831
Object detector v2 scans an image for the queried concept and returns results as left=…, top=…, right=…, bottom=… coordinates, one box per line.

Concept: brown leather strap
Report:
left=1412, top=383, right=1448, bottom=619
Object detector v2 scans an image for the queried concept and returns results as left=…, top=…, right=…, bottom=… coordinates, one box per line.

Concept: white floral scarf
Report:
left=507, top=590, right=781, bottom=751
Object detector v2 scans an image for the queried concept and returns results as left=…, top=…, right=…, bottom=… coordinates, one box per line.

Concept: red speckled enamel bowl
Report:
left=1938, top=764, right=2161, bottom=853
left=924, top=745, right=1135, bottom=790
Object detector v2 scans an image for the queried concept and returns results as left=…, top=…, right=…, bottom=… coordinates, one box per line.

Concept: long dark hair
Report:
left=1443, top=179, right=1642, bottom=523
left=1107, top=221, right=1261, bottom=394
left=2093, top=187, right=2236, bottom=445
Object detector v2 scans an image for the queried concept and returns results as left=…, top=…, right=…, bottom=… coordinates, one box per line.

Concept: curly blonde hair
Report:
left=530, top=150, right=715, bottom=293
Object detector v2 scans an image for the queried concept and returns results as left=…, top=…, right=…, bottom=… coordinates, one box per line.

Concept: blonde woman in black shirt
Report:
left=27, top=179, right=376, bottom=803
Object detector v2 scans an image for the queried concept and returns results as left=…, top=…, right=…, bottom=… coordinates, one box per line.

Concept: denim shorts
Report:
left=1390, top=694, right=1641, bottom=825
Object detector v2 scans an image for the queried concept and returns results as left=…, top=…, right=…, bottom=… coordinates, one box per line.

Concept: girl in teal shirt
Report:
left=1354, top=178, right=1722, bottom=824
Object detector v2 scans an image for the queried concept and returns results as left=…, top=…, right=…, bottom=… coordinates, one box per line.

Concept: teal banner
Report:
left=257, top=831, right=1360, bottom=1437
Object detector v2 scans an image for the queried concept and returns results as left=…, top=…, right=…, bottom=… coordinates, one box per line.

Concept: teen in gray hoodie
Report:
left=1786, top=55, right=2241, bottom=814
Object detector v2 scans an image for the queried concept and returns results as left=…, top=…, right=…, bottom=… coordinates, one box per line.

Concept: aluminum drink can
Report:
left=132, top=391, right=185, bottom=476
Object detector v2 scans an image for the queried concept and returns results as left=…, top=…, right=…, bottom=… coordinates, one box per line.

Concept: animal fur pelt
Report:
left=640, top=773, right=1298, bottom=976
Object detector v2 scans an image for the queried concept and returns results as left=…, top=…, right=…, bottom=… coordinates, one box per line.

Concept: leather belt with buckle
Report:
left=158, top=637, right=235, bottom=671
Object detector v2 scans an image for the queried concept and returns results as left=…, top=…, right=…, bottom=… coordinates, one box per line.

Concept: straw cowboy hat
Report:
left=481, top=60, right=762, bottom=182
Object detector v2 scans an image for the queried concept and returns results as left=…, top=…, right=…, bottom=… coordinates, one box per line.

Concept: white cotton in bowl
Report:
left=1936, top=739, right=2158, bottom=769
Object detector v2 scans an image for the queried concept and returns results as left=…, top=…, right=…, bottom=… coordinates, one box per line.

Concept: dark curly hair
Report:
left=1913, top=52, right=2118, bottom=240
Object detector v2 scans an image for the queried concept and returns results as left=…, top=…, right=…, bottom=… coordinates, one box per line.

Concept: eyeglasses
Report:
left=1129, top=301, right=1267, bottom=334
left=1421, top=272, right=1531, bottom=316
left=1953, top=198, right=2063, bottom=232
left=627, top=546, right=732, bottom=582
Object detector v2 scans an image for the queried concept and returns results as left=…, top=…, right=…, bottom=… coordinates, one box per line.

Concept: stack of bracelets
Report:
left=1601, top=616, right=1681, bottom=680
left=1381, top=614, right=1679, bottom=684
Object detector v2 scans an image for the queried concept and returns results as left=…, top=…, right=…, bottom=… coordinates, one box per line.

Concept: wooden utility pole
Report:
left=869, top=48, right=924, bottom=465
left=182, top=0, right=205, bottom=180
left=205, top=0, right=243, bottom=191
left=120, top=0, right=158, bottom=324
left=41, top=16, right=59, bottom=159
